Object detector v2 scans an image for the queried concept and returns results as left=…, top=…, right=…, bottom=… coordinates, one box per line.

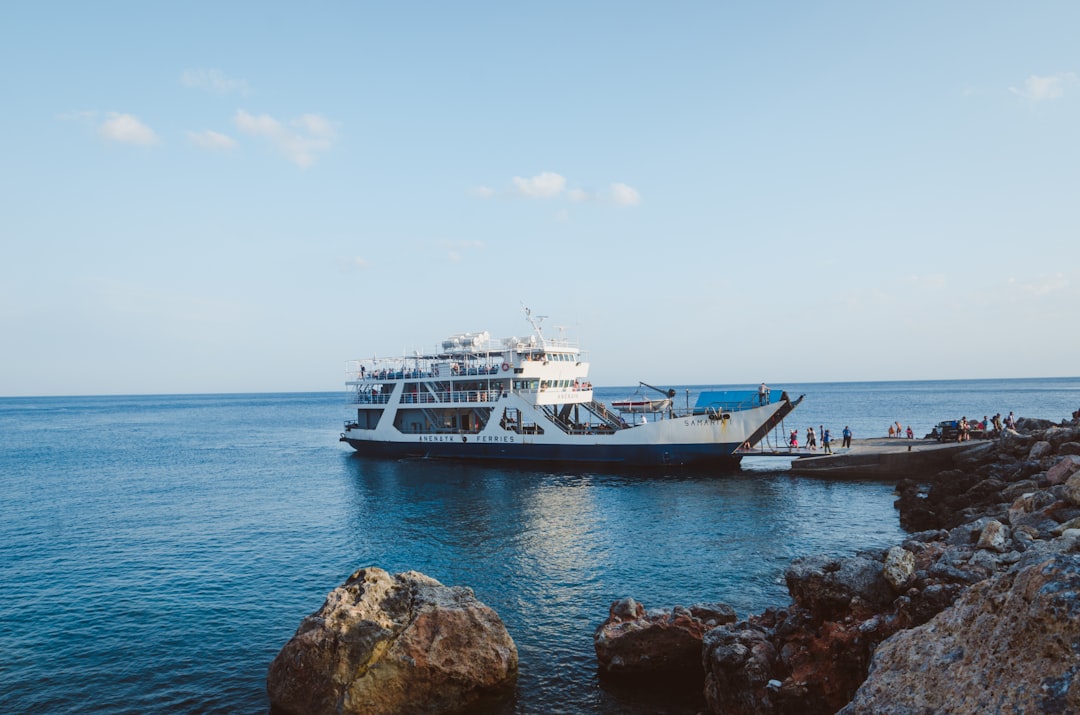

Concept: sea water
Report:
left=2, top=378, right=1078, bottom=714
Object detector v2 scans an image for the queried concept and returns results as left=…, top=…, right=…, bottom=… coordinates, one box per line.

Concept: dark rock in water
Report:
left=839, top=548, right=1080, bottom=714
left=267, top=567, right=517, bottom=715
left=594, top=597, right=735, bottom=682
left=701, top=625, right=777, bottom=715
left=690, top=601, right=737, bottom=626
left=701, top=602, right=904, bottom=715
left=596, top=600, right=738, bottom=682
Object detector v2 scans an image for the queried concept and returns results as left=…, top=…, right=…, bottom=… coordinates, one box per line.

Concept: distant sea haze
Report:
left=1, top=377, right=1077, bottom=713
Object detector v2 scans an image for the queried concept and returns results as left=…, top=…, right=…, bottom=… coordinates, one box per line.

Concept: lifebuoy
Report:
left=501, top=362, right=510, bottom=372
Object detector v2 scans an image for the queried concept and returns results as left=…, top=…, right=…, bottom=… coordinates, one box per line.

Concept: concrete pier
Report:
left=784, top=437, right=991, bottom=479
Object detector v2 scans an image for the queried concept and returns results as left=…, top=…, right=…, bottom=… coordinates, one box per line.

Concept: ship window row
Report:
left=514, top=379, right=591, bottom=390
left=523, top=352, right=576, bottom=362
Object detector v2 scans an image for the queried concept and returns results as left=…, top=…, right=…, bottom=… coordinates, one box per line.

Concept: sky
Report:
left=2, top=2, right=1078, bottom=396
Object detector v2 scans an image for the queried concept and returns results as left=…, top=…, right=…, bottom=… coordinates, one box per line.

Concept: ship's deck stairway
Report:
left=584, top=400, right=629, bottom=430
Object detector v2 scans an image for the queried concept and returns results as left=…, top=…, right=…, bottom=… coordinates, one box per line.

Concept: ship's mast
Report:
left=522, top=305, right=547, bottom=344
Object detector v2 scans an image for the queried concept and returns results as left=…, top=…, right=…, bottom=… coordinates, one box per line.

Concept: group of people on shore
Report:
left=788, top=425, right=853, bottom=454
left=959, top=412, right=1016, bottom=441
left=887, top=421, right=915, bottom=439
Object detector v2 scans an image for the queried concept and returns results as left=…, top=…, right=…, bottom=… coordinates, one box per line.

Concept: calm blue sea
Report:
left=2, top=378, right=1078, bottom=714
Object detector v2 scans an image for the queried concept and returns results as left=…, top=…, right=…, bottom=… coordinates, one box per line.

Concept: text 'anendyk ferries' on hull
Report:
left=339, top=308, right=802, bottom=468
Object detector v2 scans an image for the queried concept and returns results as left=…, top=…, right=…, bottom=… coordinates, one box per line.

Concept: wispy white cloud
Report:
left=234, top=109, right=337, bottom=168
left=1008, top=273, right=1069, bottom=296
left=906, top=273, right=947, bottom=290
left=181, top=68, right=250, bottom=96
left=481, top=173, right=639, bottom=207
left=99, top=112, right=159, bottom=145
left=293, top=113, right=335, bottom=139
left=439, top=239, right=484, bottom=262
left=187, top=129, right=237, bottom=150
left=512, top=172, right=566, bottom=198
left=1009, top=72, right=1078, bottom=101
left=609, top=182, right=641, bottom=206
left=337, top=256, right=371, bottom=271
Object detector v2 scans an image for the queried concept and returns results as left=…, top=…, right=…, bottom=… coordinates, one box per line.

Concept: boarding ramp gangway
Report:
left=742, top=392, right=805, bottom=451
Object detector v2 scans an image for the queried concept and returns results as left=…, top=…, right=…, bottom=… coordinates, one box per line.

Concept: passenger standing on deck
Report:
left=789, top=429, right=799, bottom=452
left=888, top=424, right=896, bottom=438
left=822, top=428, right=833, bottom=454
left=759, top=382, right=769, bottom=405
left=806, top=426, right=817, bottom=450
left=842, top=425, right=852, bottom=449
left=906, top=425, right=914, bottom=439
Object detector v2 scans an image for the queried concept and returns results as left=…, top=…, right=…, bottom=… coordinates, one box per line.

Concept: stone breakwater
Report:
left=595, top=418, right=1080, bottom=715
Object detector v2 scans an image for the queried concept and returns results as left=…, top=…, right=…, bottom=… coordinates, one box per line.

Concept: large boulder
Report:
left=267, top=567, right=517, bottom=715
left=839, top=551, right=1080, bottom=714
left=785, top=555, right=894, bottom=621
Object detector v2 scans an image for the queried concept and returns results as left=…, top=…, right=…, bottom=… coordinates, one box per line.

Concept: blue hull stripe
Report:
left=341, top=438, right=743, bottom=468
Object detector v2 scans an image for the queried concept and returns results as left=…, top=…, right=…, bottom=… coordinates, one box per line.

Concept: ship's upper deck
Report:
left=346, top=329, right=586, bottom=385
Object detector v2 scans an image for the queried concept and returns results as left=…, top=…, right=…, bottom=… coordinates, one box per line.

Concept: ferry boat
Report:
left=339, top=309, right=801, bottom=468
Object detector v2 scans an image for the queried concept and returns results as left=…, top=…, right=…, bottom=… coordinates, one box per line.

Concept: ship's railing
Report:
left=348, top=364, right=504, bottom=381
left=348, top=391, right=393, bottom=405
left=400, top=389, right=502, bottom=404
left=444, top=365, right=503, bottom=377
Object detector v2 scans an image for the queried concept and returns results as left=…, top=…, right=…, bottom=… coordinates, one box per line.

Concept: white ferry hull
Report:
left=341, top=399, right=793, bottom=468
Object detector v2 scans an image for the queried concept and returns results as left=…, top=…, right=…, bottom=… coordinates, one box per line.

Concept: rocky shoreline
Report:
left=595, top=416, right=1080, bottom=714
left=268, top=417, right=1080, bottom=714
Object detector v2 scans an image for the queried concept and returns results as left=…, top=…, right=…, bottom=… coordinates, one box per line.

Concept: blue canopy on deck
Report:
left=693, top=390, right=766, bottom=413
